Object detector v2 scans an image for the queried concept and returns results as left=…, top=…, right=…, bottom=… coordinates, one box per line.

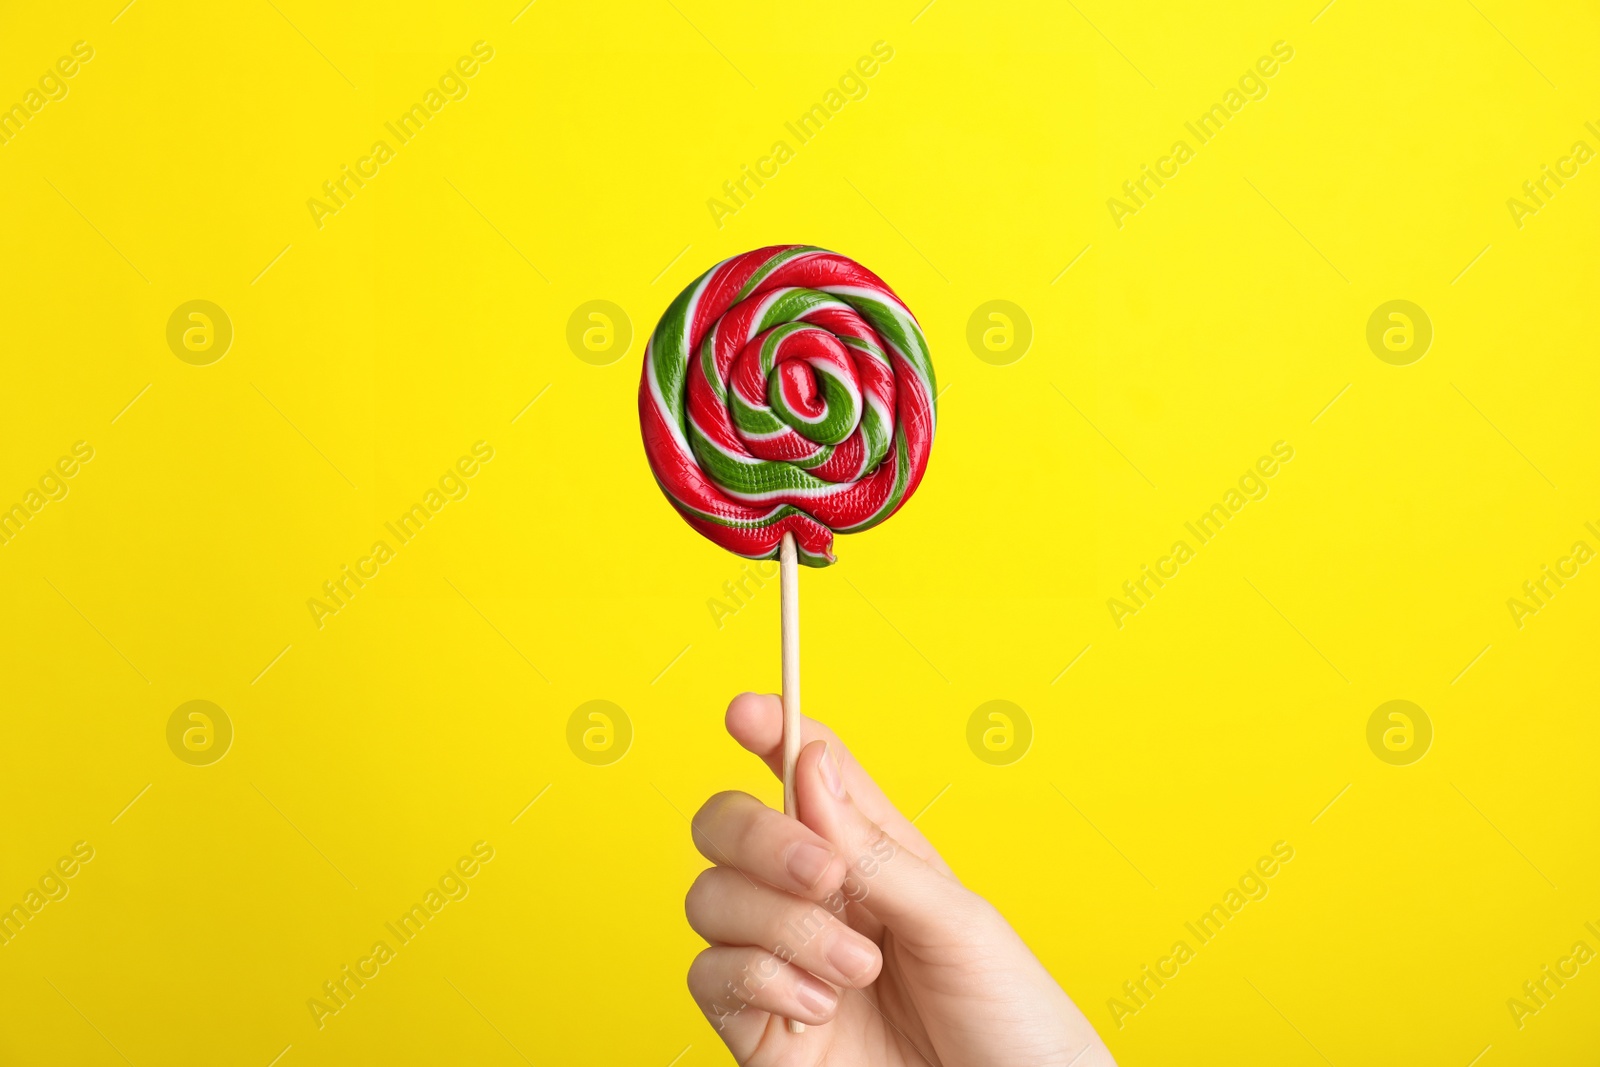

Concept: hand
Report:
left=685, top=693, right=1117, bottom=1067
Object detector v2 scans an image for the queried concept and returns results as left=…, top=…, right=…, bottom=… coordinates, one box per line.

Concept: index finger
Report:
left=724, top=693, right=951, bottom=875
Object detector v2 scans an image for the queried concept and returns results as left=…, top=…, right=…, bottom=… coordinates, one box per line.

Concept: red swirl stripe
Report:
left=639, top=245, right=937, bottom=566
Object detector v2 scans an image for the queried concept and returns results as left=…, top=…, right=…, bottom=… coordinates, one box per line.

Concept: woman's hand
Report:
left=685, top=693, right=1116, bottom=1067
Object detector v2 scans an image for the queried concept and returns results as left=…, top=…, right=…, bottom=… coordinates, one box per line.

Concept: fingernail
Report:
left=825, top=935, right=876, bottom=982
left=819, top=742, right=846, bottom=799
left=785, top=842, right=834, bottom=888
left=793, top=973, right=837, bottom=1017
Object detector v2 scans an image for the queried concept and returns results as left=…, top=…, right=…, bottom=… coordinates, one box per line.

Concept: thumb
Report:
left=794, top=739, right=972, bottom=944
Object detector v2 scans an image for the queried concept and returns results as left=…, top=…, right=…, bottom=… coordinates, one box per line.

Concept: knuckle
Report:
left=828, top=824, right=898, bottom=904
left=937, top=884, right=998, bottom=934
left=691, top=790, right=750, bottom=840
left=859, top=824, right=898, bottom=867
left=689, top=946, right=762, bottom=1019
left=704, top=789, right=753, bottom=822
left=686, top=947, right=715, bottom=995
left=683, top=867, right=721, bottom=922
left=687, top=946, right=735, bottom=1004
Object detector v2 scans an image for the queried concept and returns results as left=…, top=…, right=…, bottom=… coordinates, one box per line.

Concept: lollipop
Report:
left=639, top=244, right=936, bottom=1030
left=639, top=244, right=936, bottom=567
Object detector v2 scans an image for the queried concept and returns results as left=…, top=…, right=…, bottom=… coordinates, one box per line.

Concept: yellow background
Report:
left=2, top=0, right=1597, bottom=1064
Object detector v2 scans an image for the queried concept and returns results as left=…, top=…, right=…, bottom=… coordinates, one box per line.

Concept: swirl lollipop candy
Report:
left=639, top=244, right=936, bottom=1029
left=639, top=244, right=936, bottom=566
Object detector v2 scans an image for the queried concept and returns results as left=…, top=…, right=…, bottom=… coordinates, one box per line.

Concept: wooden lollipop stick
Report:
left=779, top=531, right=805, bottom=1035
left=780, top=533, right=802, bottom=823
